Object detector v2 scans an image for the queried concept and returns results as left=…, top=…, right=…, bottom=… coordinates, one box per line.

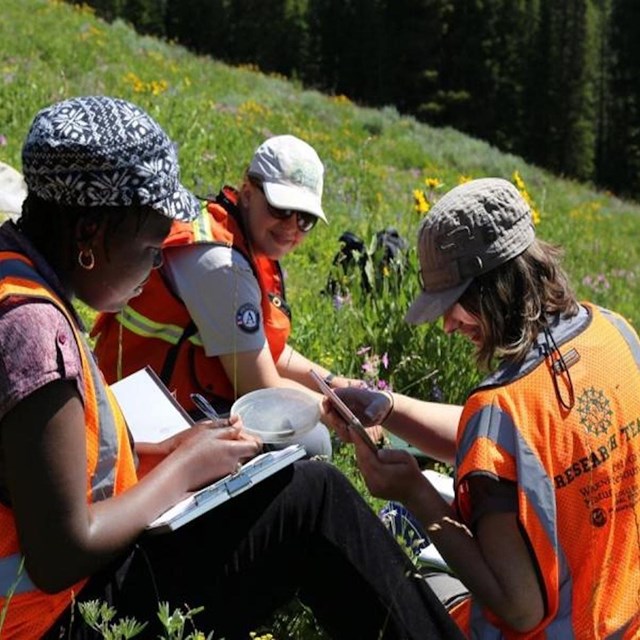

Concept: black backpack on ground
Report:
left=325, top=227, right=408, bottom=296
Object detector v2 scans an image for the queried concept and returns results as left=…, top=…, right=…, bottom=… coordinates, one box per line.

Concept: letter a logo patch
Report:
left=236, top=303, right=260, bottom=333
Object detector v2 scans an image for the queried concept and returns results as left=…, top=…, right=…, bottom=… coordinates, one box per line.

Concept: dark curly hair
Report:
left=17, top=193, right=158, bottom=271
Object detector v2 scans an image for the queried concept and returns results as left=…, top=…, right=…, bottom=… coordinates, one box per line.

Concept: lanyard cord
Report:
left=542, top=325, right=575, bottom=411
left=117, top=312, right=123, bottom=381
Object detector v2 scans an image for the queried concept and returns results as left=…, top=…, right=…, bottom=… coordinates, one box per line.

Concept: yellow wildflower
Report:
left=413, top=189, right=430, bottom=215
left=122, top=72, right=145, bottom=93
left=512, top=171, right=541, bottom=225
left=149, top=79, right=168, bottom=96
left=512, top=170, right=526, bottom=191
left=331, top=94, right=352, bottom=105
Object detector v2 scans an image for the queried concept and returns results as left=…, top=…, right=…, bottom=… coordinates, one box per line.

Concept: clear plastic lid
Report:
left=231, top=388, right=321, bottom=443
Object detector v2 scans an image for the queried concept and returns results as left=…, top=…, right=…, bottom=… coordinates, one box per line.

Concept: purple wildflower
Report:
left=362, top=361, right=375, bottom=374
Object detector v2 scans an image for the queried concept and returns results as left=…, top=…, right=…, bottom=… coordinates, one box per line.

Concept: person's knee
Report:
left=292, top=458, right=360, bottom=504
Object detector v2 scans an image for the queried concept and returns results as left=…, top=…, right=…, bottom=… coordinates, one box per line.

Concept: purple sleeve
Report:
left=0, top=300, right=84, bottom=421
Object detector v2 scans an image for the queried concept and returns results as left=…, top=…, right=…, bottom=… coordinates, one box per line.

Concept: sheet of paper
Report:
left=110, top=366, right=193, bottom=443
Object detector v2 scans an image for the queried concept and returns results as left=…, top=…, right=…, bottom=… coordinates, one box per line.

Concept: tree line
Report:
left=69, top=0, right=640, bottom=200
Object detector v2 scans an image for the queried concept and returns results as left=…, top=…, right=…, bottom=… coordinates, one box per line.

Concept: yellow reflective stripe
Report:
left=118, top=306, right=203, bottom=347
left=192, top=208, right=215, bottom=243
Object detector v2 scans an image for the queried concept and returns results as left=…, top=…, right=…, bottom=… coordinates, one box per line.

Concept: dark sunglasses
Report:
left=254, top=183, right=318, bottom=233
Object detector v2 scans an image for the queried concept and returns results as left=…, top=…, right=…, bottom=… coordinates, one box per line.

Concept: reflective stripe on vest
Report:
left=118, top=303, right=203, bottom=347
left=85, top=333, right=121, bottom=502
left=191, top=209, right=215, bottom=242
left=457, top=406, right=575, bottom=639
left=600, top=307, right=640, bottom=369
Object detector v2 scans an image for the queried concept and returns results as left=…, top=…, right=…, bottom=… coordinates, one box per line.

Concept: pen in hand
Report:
left=190, top=393, right=222, bottom=422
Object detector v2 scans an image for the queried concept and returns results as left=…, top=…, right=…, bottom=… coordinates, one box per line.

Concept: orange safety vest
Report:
left=452, top=304, right=640, bottom=639
left=0, top=250, right=137, bottom=639
left=91, top=187, right=292, bottom=413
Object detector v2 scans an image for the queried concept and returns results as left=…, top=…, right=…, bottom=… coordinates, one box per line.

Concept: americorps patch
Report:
left=236, top=303, right=261, bottom=333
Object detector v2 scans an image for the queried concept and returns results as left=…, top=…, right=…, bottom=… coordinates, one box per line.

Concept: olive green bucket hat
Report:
left=405, top=178, right=535, bottom=324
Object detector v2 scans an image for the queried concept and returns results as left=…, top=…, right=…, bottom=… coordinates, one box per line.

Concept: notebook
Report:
left=110, top=367, right=307, bottom=533
left=110, top=365, right=194, bottom=442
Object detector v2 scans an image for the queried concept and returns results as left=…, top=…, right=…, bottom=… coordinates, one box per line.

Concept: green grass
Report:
left=1, top=1, right=640, bottom=636
left=2, top=1, right=639, bottom=332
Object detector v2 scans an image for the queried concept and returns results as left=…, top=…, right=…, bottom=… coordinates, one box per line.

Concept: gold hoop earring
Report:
left=78, top=248, right=95, bottom=270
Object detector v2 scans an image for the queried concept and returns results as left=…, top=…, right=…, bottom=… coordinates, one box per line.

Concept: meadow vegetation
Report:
left=1, top=0, right=640, bottom=636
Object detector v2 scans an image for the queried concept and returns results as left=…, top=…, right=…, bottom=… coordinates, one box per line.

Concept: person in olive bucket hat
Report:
left=321, top=177, right=640, bottom=638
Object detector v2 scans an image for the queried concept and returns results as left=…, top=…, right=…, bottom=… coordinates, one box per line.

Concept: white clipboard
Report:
left=146, top=444, right=306, bottom=533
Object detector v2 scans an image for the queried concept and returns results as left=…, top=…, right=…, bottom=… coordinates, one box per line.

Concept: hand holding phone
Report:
left=309, top=370, right=379, bottom=455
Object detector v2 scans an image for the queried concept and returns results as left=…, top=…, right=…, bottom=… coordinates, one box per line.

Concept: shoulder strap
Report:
left=159, top=319, right=198, bottom=386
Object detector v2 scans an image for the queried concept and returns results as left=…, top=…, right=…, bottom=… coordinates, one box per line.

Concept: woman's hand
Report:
left=365, top=424, right=386, bottom=447
left=327, top=374, right=368, bottom=390
left=135, top=414, right=262, bottom=478
left=163, top=416, right=263, bottom=491
left=351, top=434, right=424, bottom=504
left=320, top=387, right=392, bottom=431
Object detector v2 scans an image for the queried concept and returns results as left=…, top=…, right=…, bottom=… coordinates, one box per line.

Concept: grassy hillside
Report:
left=1, top=0, right=639, bottom=404
left=2, top=2, right=640, bottom=635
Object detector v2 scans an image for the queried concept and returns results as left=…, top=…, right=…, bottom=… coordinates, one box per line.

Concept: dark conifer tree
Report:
left=165, top=0, right=229, bottom=55
left=382, top=0, right=451, bottom=119
left=225, top=0, right=309, bottom=76
left=525, top=0, right=597, bottom=180
left=304, top=0, right=386, bottom=103
left=599, top=0, right=640, bottom=197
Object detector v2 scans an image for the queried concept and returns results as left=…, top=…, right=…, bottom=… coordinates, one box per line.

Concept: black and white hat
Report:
left=21, top=96, right=200, bottom=221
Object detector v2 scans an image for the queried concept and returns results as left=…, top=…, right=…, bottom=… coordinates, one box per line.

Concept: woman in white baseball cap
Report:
left=93, top=133, right=382, bottom=457
left=322, top=177, right=640, bottom=639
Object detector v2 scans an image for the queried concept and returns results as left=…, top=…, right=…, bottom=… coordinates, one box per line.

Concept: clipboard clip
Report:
left=225, top=473, right=253, bottom=496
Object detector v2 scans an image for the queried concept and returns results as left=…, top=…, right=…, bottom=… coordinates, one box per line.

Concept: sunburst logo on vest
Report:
left=577, top=387, right=613, bottom=436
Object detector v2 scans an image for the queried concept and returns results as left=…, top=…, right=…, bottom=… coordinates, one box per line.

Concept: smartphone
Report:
left=309, top=369, right=379, bottom=455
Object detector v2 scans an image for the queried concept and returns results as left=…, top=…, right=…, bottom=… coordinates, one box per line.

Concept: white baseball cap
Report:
left=248, top=134, right=327, bottom=223
left=0, top=161, right=27, bottom=217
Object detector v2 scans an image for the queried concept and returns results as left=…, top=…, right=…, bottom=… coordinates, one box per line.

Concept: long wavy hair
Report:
left=457, top=239, right=579, bottom=370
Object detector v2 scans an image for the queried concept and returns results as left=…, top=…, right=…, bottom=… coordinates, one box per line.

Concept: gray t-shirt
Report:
left=163, top=243, right=267, bottom=357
